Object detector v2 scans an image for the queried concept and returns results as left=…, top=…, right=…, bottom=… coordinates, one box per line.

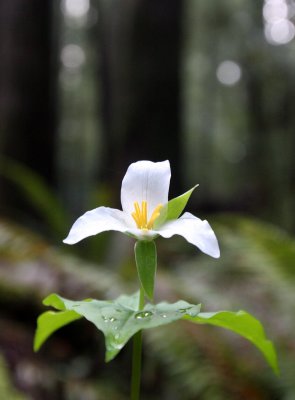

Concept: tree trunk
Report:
left=0, top=1, right=57, bottom=203
left=98, top=0, right=183, bottom=196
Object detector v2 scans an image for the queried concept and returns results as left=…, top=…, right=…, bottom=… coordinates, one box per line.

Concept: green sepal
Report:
left=154, top=185, right=198, bottom=228
left=134, top=240, right=157, bottom=300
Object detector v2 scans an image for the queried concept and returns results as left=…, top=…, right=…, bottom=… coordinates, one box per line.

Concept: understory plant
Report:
left=34, top=160, right=278, bottom=399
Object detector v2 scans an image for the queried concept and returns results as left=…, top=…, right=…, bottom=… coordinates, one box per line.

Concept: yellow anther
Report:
left=131, top=201, right=163, bottom=230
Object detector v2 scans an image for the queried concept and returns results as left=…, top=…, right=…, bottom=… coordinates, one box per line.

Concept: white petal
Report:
left=121, top=160, right=171, bottom=219
left=63, top=207, right=129, bottom=244
left=157, top=212, right=220, bottom=258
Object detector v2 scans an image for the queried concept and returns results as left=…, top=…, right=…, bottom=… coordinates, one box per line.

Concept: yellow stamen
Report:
left=134, top=202, right=141, bottom=218
left=147, top=204, right=163, bottom=229
left=142, top=201, right=147, bottom=227
left=131, top=201, right=163, bottom=230
left=131, top=211, right=141, bottom=227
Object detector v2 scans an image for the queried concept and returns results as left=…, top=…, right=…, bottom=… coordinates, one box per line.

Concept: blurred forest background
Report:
left=1, top=0, right=295, bottom=399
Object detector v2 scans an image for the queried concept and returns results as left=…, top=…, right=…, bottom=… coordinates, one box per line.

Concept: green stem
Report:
left=130, top=286, right=145, bottom=400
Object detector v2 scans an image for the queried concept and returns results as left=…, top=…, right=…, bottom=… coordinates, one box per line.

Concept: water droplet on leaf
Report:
left=135, top=311, right=153, bottom=319
left=102, top=316, right=117, bottom=323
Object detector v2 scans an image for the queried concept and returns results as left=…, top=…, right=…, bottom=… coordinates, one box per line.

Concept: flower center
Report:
left=131, top=201, right=163, bottom=230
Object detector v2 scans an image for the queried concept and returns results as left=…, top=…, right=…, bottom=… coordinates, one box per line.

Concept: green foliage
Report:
left=152, top=214, right=294, bottom=397
left=134, top=241, right=157, bottom=300
left=0, top=356, right=28, bottom=400
left=216, top=215, right=295, bottom=279
left=0, top=157, right=69, bottom=238
left=34, top=291, right=277, bottom=373
left=1, top=215, right=292, bottom=398
left=185, top=310, right=278, bottom=375
left=34, top=292, right=201, bottom=362
left=34, top=310, right=82, bottom=353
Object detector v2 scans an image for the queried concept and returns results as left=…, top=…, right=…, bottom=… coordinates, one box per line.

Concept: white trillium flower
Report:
left=63, top=160, right=220, bottom=258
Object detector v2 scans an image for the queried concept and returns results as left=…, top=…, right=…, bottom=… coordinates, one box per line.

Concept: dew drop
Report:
left=102, top=316, right=117, bottom=323
left=135, top=311, right=153, bottom=319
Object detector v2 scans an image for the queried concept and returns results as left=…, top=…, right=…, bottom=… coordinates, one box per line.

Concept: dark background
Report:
left=1, top=1, right=295, bottom=399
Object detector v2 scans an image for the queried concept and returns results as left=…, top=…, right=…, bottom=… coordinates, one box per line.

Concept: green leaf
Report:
left=185, top=310, right=279, bottom=375
left=34, top=309, right=82, bottom=351
left=34, top=293, right=278, bottom=374
left=43, top=293, right=68, bottom=310
left=134, top=241, right=157, bottom=300
left=34, top=292, right=201, bottom=362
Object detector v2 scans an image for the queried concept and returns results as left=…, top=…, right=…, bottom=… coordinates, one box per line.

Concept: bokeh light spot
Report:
left=60, top=44, right=85, bottom=70
left=61, top=0, right=90, bottom=19
left=216, top=61, right=242, bottom=86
